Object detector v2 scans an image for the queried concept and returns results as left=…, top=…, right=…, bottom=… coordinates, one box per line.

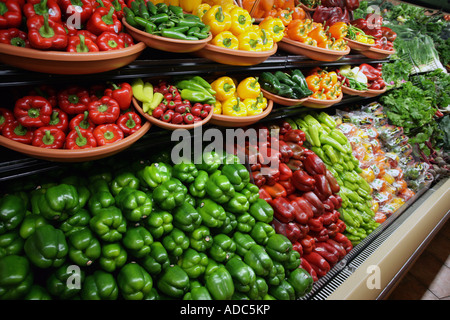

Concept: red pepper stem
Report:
left=126, top=114, right=136, bottom=129
left=102, top=7, right=115, bottom=25
left=75, top=126, right=87, bottom=147
left=40, top=14, right=55, bottom=39
left=42, top=130, right=55, bottom=145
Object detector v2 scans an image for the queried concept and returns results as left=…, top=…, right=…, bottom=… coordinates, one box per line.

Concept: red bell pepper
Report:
left=29, top=86, right=58, bottom=108
left=118, top=32, right=134, bottom=47
left=0, top=108, right=15, bottom=132
left=67, top=34, right=99, bottom=52
left=328, top=194, right=342, bottom=210
left=299, top=235, right=315, bottom=255
left=292, top=170, right=316, bottom=192
left=69, top=111, right=95, bottom=132
left=261, top=183, right=287, bottom=199
left=326, top=239, right=346, bottom=259
left=27, top=14, right=68, bottom=50
left=292, top=241, right=303, bottom=256
left=278, top=180, right=295, bottom=196
left=359, top=64, right=382, bottom=82
left=278, top=140, right=293, bottom=162
left=116, top=111, right=141, bottom=136
left=93, top=0, right=115, bottom=11
left=104, top=82, right=133, bottom=110
left=303, top=191, right=325, bottom=217
left=283, top=129, right=305, bottom=144
left=300, top=256, right=318, bottom=282
left=47, top=108, right=69, bottom=133
left=285, top=141, right=304, bottom=160
left=60, top=0, right=93, bottom=24
left=302, top=252, right=331, bottom=278
left=0, top=1, right=23, bottom=29
left=0, top=28, right=30, bottom=48
left=335, top=219, right=346, bottom=234
left=365, top=13, right=383, bottom=32
left=77, top=30, right=98, bottom=42
left=96, top=31, right=125, bottom=51
left=345, top=0, right=360, bottom=11
left=325, top=222, right=339, bottom=238
left=246, top=144, right=264, bottom=166
left=334, top=232, right=353, bottom=253
left=310, top=227, right=329, bottom=243
left=86, top=6, right=122, bottom=36
left=313, top=174, right=332, bottom=202
left=313, top=241, right=340, bottom=267
left=2, top=121, right=34, bottom=144
left=258, top=188, right=272, bottom=202
left=380, top=26, right=396, bottom=42
left=303, top=149, right=326, bottom=175
left=259, top=146, right=281, bottom=166
left=110, top=0, right=126, bottom=20
left=66, top=126, right=98, bottom=149
left=14, top=96, right=53, bottom=128
left=58, top=86, right=91, bottom=115
left=351, top=18, right=367, bottom=31
left=288, top=196, right=314, bottom=224
left=279, top=163, right=293, bottom=181
left=88, top=96, right=121, bottom=125
left=31, top=126, right=66, bottom=149
left=271, top=196, right=295, bottom=223
left=308, top=216, right=324, bottom=233
left=286, top=158, right=303, bottom=171
left=93, top=123, right=124, bottom=146
left=262, top=166, right=280, bottom=186
left=252, top=170, right=266, bottom=188
left=23, top=0, right=62, bottom=22
left=325, top=169, right=340, bottom=194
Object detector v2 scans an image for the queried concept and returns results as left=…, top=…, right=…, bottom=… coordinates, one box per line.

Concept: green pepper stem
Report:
left=215, top=7, right=224, bottom=23
left=103, top=130, right=115, bottom=140
left=0, top=3, right=7, bottom=16
left=14, top=124, right=28, bottom=137
left=40, top=14, right=55, bottom=39
left=10, top=37, right=26, bottom=47
left=77, top=34, right=89, bottom=52
left=75, top=126, right=87, bottom=147
left=79, top=111, right=90, bottom=129
left=28, top=107, right=40, bottom=119
left=102, top=7, right=115, bottom=25
left=126, top=113, right=136, bottom=129
left=42, top=130, right=55, bottom=145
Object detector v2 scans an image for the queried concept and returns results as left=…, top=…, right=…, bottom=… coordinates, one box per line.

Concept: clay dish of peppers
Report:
left=0, top=121, right=151, bottom=162
left=0, top=41, right=146, bottom=75
left=132, top=98, right=213, bottom=131
left=343, top=38, right=375, bottom=52
left=360, top=46, right=396, bottom=60
left=123, top=19, right=212, bottom=53
left=194, top=42, right=278, bottom=66
left=278, top=38, right=350, bottom=62
left=209, top=99, right=273, bottom=127
left=260, top=88, right=308, bottom=107
left=302, top=92, right=343, bottom=109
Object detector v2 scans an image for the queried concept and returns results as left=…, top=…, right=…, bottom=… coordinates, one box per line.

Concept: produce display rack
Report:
left=0, top=46, right=448, bottom=300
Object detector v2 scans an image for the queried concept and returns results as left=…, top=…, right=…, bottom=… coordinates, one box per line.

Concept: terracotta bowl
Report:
left=133, top=98, right=213, bottom=130
left=261, top=88, right=308, bottom=107
left=209, top=100, right=273, bottom=127
left=360, top=47, right=395, bottom=59
left=0, top=42, right=146, bottom=75
left=364, top=86, right=387, bottom=97
left=342, top=85, right=368, bottom=96
left=303, top=93, right=343, bottom=109
left=123, top=19, right=212, bottom=53
left=193, top=43, right=278, bottom=66
left=344, top=38, right=375, bottom=51
left=278, top=37, right=350, bottom=61
left=0, top=122, right=151, bottom=162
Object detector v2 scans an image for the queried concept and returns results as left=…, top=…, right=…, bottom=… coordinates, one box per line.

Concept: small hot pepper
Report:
left=14, top=96, right=53, bottom=128
left=66, top=126, right=97, bottom=149
left=66, top=34, right=99, bottom=52
left=93, top=123, right=124, bottom=146
left=0, top=28, right=30, bottom=48
left=104, top=82, right=133, bottom=110
left=88, top=96, right=121, bottom=125
left=1, top=121, right=34, bottom=144
left=116, top=112, right=142, bottom=136
left=86, top=6, right=122, bottom=36
left=58, top=86, right=91, bottom=115
left=27, top=13, right=68, bottom=50
left=0, top=1, right=22, bottom=29
left=31, top=126, right=66, bottom=149
left=96, top=31, right=125, bottom=51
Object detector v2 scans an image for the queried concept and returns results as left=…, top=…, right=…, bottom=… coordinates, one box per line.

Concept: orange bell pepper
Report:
left=304, top=37, right=317, bottom=46
left=328, top=22, right=348, bottom=40
left=312, top=89, right=326, bottom=100
left=275, top=0, right=295, bottom=9
left=286, top=20, right=309, bottom=42
left=260, top=0, right=275, bottom=12
left=327, top=71, right=338, bottom=85
left=306, top=74, right=321, bottom=92
left=308, top=25, right=328, bottom=44
left=292, top=5, right=306, bottom=20
left=275, top=8, right=293, bottom=26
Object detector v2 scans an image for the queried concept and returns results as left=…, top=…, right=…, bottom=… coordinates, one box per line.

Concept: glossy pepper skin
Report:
left=205, top=265, right=234, bottom=300
left=89, top=207, right=127, bottom=242
left=162, top=228, right=189, bottom=257
left=248, top=198, right=274, bottom=224
left=196, top=198, right=227, bottom=229
left=19, top=214, right=49, bottom=240
left=110, top=171, right=139, bottom=197
left=137, top=162, right=172, bottom=189
left=265, top=234, right=294, bottom=264
left=183, top=281, right=212, bottom=300
left=209, top=233, right=236, bottom=263
left=68, top=227, right=101, bottom=267
left=233, top=231, right=256, bottom=257
left=1, top=121, right=34, bottom=145
left=34, top=184, right=80, bottom=221
left=67, top=34, right=99, bottom=52
left=0, top=231, right=24, bottom=258
left=87, top=6, right=122, bottom=36
left=189, top=170, right=208, bottom=198
left=46, top=263, right=85, bottom=299
left=202, top=5, right=231, bottom=36
left=0, top=194, right=26, bottom=235
left=244, top=244, right=274, bottom=277
left=27, top=14, right=68, bottom=50
left=140, top=241, right=170, bottom=276
left=115, top=187, right=152, bottom=222
left=99, top=242, right=127, bottom=272
left=118, top=262, right=153, bottom=300
left=157, top=264, right=190, bottom=298
left=104, top=82, right=133, bottom=110
left=24, top=285, right=52, bottom=300
left=195, top=151, right=222, bottom=173
left=250, top=222, right=276, bottom=246
left=23, top=0, right=62, bottom=22
left=205, top=170, right=236, bottom=204
left=172, top=202, right=202, bottom=233
left=172, top=161, right=199, bottom=184
left=177, top=248, right=209, bottom=279
left=14, top=96, right=53, bottom=128
left=31, top=127, right=66, bottom=149
left=122, top=226, right=153, bottom=258
left=0, top=255, right=33, bottom=300
left=0, top=1, right=22, bottom=29
left=153, top=178, right=187, bottom=211
left=81, top=270, right=119, bottom=300
left=145, top=210, right=173, bottom=240
left=226, top=256, right=256, bottom=293
left=88, top=96, right=121, bottom=125
left=93, top=123, right=124, bottom=146
left=24, top=224, right=69, bottom=269
left=0, top=28, right=30, bottom=48
left=221, top=163, right=250, bottom=192
left=189, top=225, right=213, bottom=252
left=269, top=279, right=295, bottom=300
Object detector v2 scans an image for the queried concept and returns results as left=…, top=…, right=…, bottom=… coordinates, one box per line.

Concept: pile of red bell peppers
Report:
left=233, top=121, right=353, bottom=282
left=351, top=13, right=397, bottom=51
left=0, top=0, right=134, bottom=52
left=0, top=82, right=143, bottom=149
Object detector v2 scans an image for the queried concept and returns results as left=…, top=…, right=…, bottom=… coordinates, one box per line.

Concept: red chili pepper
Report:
left=69, top=111, right=96, bottom=132
left=302, top=252, right=331, bottom=278
left=59, top=0, right=93, bottom=24
left=171, top=113, right=184, bottom=124
left=27, top=14, right=68, bottom=50
left=86, top=6, right=122, bottom=36
left=183, top=113, right=194, bottom=124
left=47, top=108, right=69, bottom=133
left=65, top=126, right=98, bottom=149
left=299, top=235, right=315, bottom=255
left=271, top=196, right=295, bottom=223
left=0, top=1, right=22, bottom=29
left=58, top=86, right=91, bottom=115
left=303, top=149, right=326, bottom=175
left=0, top=108, right=15, bottom=131
left=116, top=111, right=141, bottom=136
left=292, top=170, right=316, bottom=192
left=31, top=126, right=66, bottom=149
left=88, top=96, right=121, bottom=125
left=96, top=31, right=125, bottom=51
left=14, top=96, right=53, bottom=128
left=93, top=123, right=124, bottom=146
left=300, top=256, right=318, bottom=282
left=261, top=182, right=287, bottom=199
left=162, top=110, right=174, bottom=123
left=0, top=28, right=30, bottom=48
left=2, top=121, right=34, bottom=144
left=67, top=34, right=99, bottom=52
left=23, top=0, right=62, bottom=23
left=104, top=82, right=133, bottom=110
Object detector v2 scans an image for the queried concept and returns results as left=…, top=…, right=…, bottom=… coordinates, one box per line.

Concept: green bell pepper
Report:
left=162, top=228, right=190, bottom=257
left=99, top=242, right=127, bottom=272
left=225, top=256, right=256, bottom=293
left=24, top=224, right=68, bottom=269
left=247, top=276, right=269, bottom=300
left=0, top=255, right=33, bottom=299
left=205, top=265, right=234, bottom=300
left=145, top=210, right=173, bottom=239
left=188, top=225, right=212, bottom=252
left=266, top=260, right=285, bottom=286
left=250, top=222, right=275, bottom=246
left=89, top=207, right=127, bottom=242
left=224, top=192, right=250, bottom=214
left=287, top=267, right=314, bottom=298
left=0, top=194, right=26, bottom=234
left=24, top=284, right=52, bottom=300
left=81, top=270, right=119, bottom=300
left=184, top=192, right=196, bottom=207
left=283, top=249, right=301, bottom=271
left=217, top=211, right=237, bottom=235
left=241, top=183, right=260, bottom=204
left=173, top=161, right=198, bottom=184
left=265, top=234, right=293, bottom=263
left=19, top=214, right=49, bottom=239
left=233, top=231, right=256, bottom=257
left=68, top=228, right=101, bottom=267
left=177, top=248, right=209, bottom=279
left=118, top=263, right=153, bottom=300
left=248, top=198, right=274, bottom=224
left=57, top=209, right=90, bottom=237
left=196, top=199, right=227, bottom=228
left=152, top=178, right=187, bottom=211
left=157, top=264, right=190, bottom=298
left=209, top=234, right=236, bottom=263
left=172, top=202, right=202, bottom=233
left=46, top=263, right=85, bottom=299
left=34, top=184, right=80, bottom=221
left=243, top=244, right=273, bottom=277
left=145, top=287, right=160, bottom=300
left=140, top=241, right=170, bottom=275
left=122, top=226, right=153, bottom=258
left=205, top=171, right=235, bottom=204
left=189, top=170, right=209, bottom=199
left=137, top=162, right=172, bottom=189
left=115, top=187, right=153, bottom=222
left=221, top=163, right=250, bottom=192
left=183, top=281, right=212, bottom=300
left=88, top=190, right=115, bottom=216
left=110, top=171, right=140, bottom=197
left=0, top=231, right=24, bottom=258
left=236, top=213, right=256, bottom=234
left=232, top=291, right=250, bottom=300
left=269, top=279, right=295, bottom=300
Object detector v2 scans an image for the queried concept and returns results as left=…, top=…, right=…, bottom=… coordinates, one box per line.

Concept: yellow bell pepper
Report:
left=229, top=6, right=252, bottom=36
left=211, top=31, right=239, bottom=49
left=259, top=28, right=274, bottom=51
left=211, top=76, right=236, bottom=102
left=213, top=100, right=222, bottom=114
left=259, top=17, right=285, bottom=42
left=237, top=77, right=261, bottom=100
left=256, top=92, right=268, bottom=110
left=222, top=96, right=247, bottom=117
left=179, top=0, right=202, bottom=13
left=194, top=3, right=211, bottom=19
left=202, top=5, right=232, bottom=36
left=244, top=98, right=263, bottom=116
left=237, top=29, right=263, bottom=51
